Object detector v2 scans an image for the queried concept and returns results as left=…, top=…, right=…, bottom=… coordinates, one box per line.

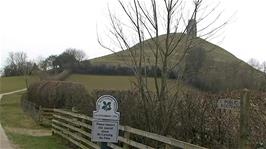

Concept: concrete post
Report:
left=240, top=89, right=250, bottom=149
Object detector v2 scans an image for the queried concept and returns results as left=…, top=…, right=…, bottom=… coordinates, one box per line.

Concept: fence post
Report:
left=165, top=135, right=173, bottom=149
left=100, top=142, right=109, bottom=149
left=51, top=109, right=55, bottom=135
left=39, top=105, right=42, bottom=123
left=123, top=131, right=131, bottom=149
left=240, top=89, right=250, bottom=149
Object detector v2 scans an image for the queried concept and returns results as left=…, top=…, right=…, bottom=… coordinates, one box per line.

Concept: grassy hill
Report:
left=91, top=33, right=266, bottom=91
left=66, top=74, right=191, bottom=92
left=91, top=34, right=240, bottom=65
left=66, top=74, right=136, bottom=92
left=0, top=76, right=39, bottom=93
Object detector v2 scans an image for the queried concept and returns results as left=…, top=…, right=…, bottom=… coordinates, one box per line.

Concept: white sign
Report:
left=217, top=98, right=240, bottom=110
left=91, top=95, right=120, bottom=143
left=92, top=120, right=119, bottom=142
left=93, top=95, right=120, bottom=120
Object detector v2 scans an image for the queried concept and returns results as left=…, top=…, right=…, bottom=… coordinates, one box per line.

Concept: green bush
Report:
left=27, top=81, right=89, bottom=110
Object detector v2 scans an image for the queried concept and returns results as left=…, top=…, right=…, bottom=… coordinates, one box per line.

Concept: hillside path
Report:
left=0, top=88, right=27, bottom=149
left=0, top=88, right=27, bottom=102
left=0, top=124, right=13, bottom=149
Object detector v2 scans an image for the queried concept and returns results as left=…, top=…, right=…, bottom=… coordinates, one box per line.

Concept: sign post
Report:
left=240, top=89, right=250, bottom=149
left=217, top=89, right=250, bottom=148
left=91, top=95, right=120, bottom=148
left=217, top=98, right=240, bottom=110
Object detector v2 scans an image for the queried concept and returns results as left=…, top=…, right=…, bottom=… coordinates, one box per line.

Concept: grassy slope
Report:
left=66, top=74, right=190, bottom=93
left=66, top=74, right=138, bottom=92
left=6, top=133, right=67, bottom=149
left=0, top=93, right=42, bottom=128
left=0, top=93, right=68, bottom=149
left=91, top=33, right=240, bottom=66
left=0, top=75, right=39, bottom=93
left=90, top=33, right=266, bottom=90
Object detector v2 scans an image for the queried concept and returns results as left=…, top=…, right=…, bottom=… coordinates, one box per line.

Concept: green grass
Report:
left=90, top=33, right=266, bottom=91
left=5, top=133, right=67, bottom=149
left=66, top=74, right=167, bottom=92
left=91, top=33, right=240, bottom=66
left=66, top=74, right=137, bottom=92
left=0, top=93, right=68, bottom=149
left=66, top=74, right=189, bottom=93
left=0, top=93, right=42, bottom=129
left=0, top=75, right=39, bottom=93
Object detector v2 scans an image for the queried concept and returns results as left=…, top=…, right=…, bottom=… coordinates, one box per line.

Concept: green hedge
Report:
left=27, top=81, right=89, bottom=109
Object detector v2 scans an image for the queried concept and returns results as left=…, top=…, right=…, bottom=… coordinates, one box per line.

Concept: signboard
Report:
left=92, top=120, right=119, bottom=142
left=217, top=98, right=240, bottom=110
left=91, top=95, right=120, bottom=143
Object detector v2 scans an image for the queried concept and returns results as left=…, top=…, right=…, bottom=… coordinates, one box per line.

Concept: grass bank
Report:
left=66, top=74, right=136, bottom=92
left=66, top=74, right=188, bottom=92
left=0, top=76, right=39, bottom=93
left=0, top=93, right=68, bottom=149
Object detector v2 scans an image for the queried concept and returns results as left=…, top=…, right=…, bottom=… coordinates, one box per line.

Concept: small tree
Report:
left=248, top=58, right=261, bottom=70
left=99, top=0, right=227, bottom=135
left=40, top=55, right=58, bottom=71
left=54, top=52, right=77, bottom=71
left=3, top=51, right=34, bottom=88
left=65, top=48, right=86, bottom=62
left=262, top=61, right=266, bottom=73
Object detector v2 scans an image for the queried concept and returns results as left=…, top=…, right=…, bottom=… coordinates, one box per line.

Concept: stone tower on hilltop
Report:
left=186, top=0, right=199, bottom=37
left=187, top=19, right=197, bottom=37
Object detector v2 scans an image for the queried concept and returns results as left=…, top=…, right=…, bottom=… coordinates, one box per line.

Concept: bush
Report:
left=27, top=81, right=89, bottom=110
left=85, top=89, right=266, bottom=148
left=84, top=90, right=139, bottom=124
left=25, top=82, right=266, bottom=148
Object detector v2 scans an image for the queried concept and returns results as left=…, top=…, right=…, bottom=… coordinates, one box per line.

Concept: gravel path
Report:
left=0, top=88, right=26, bottom=149
left=0, top=124, right=13, bottom=149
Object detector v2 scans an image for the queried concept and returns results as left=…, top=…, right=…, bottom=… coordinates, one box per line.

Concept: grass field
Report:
left=0, top=75, right=39, bottom=93
left=6, top=133, right=68, bottom=149
left=91, top=33, right=240, bottom=66
left=66, top=74, right=137, bottom=92
left=66, top=74, right=187, bottom=92
left=66, top=74, right=168, bottom=92
left=0, top=93, right=68, bottom=149
left=0, top=93, right=42, bottom=128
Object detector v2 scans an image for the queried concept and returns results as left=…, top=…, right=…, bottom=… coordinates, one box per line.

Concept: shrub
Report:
left=25, top=82, right=266, bottom=148
left=27, top=81, right=89, bottom=110
left=85, top=89, right=266, bottom=148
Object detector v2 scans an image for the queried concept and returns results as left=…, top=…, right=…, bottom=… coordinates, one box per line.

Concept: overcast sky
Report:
left=0, top=0, right=266, bottom=69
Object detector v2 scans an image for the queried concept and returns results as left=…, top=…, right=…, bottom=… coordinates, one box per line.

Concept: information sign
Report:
left=217, top=98, right=240, bottom=110
left=91, top=95, right=120, bottom=143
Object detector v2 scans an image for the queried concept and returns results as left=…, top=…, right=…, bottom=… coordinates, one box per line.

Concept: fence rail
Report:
left=52, top=109, right=208, bottom=149
left=21, top=98, right=54, bottom=126
left=21, top=99, right=207, bottom=149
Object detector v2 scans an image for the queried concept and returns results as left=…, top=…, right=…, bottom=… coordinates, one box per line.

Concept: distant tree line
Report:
left=2, top=52, right=38, bottom=77
left=39, top=48, right=86, bottom=73
left=248, top=58, right=266, bottom=73
left=72, top=61, right=170, bottom=78
left=2, top=49, right=175, bottom=78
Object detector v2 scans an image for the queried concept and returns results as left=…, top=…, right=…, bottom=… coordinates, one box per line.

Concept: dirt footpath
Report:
left=0, top=124, right=13, bottom=149
left=0, top=89, right=26, bottom=149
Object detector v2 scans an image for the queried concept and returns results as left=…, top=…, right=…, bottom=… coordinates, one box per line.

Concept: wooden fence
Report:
left=21, top=98, right=54, bottom=126
left=21, top=99, right=207, bottom=148
left=52, top=109, right=208, bottom=149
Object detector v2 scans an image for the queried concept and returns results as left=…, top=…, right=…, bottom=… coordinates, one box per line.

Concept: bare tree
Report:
left=5, top=52, right=28, bottom=75
left=262, top=61, right=266, bottom=73
left=65, top=48, right=86, bottom=62
left=4, top=51, right=33, bottom=88
left=99, top=0, right=227, bottom=135
left=248, top=58, right=261, bottom=70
